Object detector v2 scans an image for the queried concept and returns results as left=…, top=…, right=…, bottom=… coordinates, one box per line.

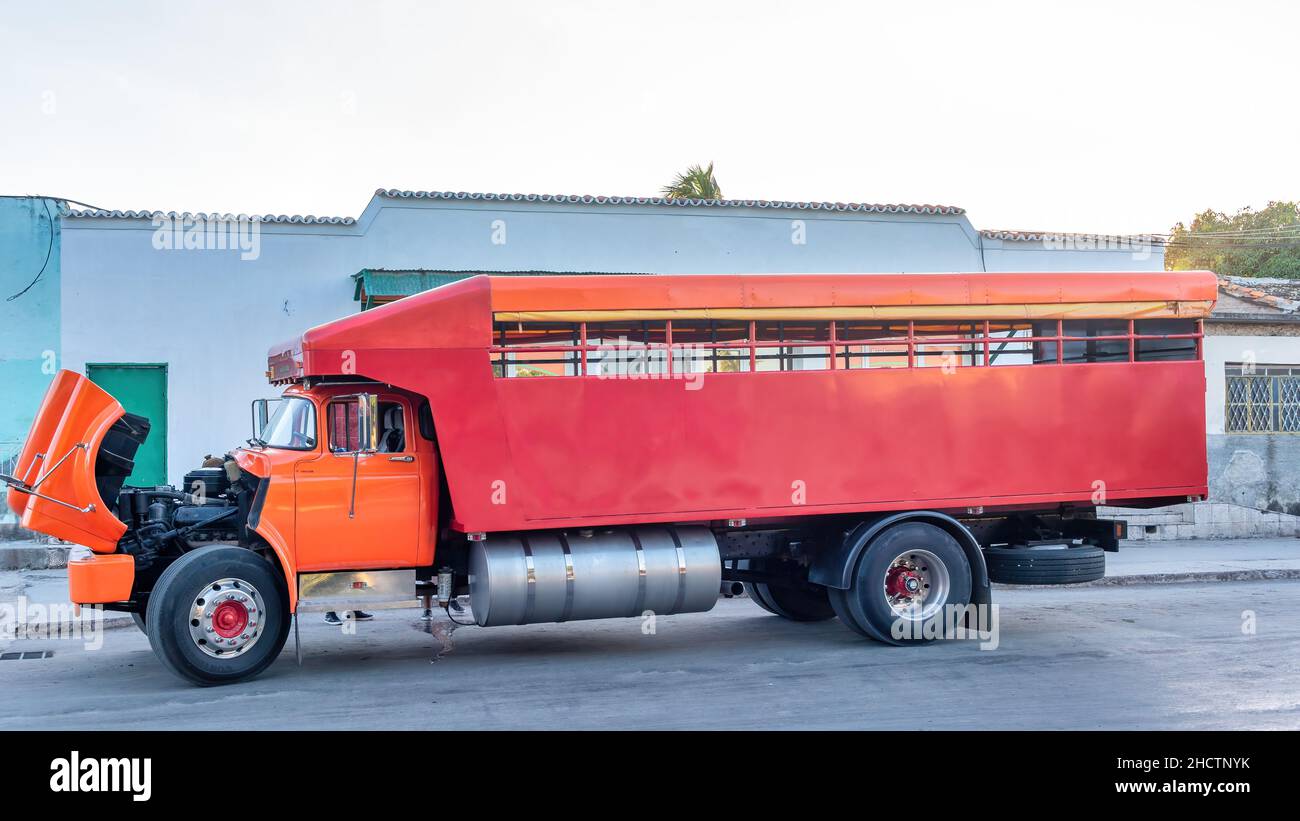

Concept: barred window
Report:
left=755, top=321, right=831, bottom=372
left=491, top=321, right=581, bottom=377
left=1225, top=364, right=1300, bottom=433
left=837, top=322, right=909, bottom=369
left=489, top=317, right=1203, bottom=377
left=669, top=320, right=751, bottom=373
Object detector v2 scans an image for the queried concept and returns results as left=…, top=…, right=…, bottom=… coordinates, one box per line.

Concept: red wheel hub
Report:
left=885, top=566, right=922, bottom=599
left=211, top=600, right=249, bottom=639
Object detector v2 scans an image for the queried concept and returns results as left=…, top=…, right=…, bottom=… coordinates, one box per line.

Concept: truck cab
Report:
left=241, top=384, right=440, bottom=575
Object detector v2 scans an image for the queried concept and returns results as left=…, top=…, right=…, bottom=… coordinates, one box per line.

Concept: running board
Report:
left=295, top=569, right=420, bottom=613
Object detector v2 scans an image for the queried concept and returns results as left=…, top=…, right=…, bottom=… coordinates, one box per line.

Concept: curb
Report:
left=0, top=609, right=135, bottom=640
left=0, top=545, right=71, bottom=571
left=996, top=568, right=1300, bottom=590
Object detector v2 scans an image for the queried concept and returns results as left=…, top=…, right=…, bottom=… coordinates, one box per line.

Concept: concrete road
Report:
left=1, top=580, right=1297, bottom=730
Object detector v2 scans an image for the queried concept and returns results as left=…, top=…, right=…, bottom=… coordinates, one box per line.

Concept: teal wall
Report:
left=0, top=196, right=61, bottom=519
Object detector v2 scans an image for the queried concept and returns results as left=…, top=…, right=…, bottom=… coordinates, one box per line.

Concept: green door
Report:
left=87, top=363, right=167, bottom=487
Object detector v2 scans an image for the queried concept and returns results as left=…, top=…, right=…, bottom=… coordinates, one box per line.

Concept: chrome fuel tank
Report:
left=468, top=526, right=721, bottom=627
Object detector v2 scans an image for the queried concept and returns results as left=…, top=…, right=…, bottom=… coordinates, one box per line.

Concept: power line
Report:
left=1157, top=227, right=1300, bottom=239
left=5, top=198, right=55, bottom=302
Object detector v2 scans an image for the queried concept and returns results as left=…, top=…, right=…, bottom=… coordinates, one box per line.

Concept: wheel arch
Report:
left=809, top=511, right=991, bottom=607
left=251, top=525, right=297, bottom=612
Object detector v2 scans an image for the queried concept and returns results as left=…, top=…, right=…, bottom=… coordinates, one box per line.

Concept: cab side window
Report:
left=327, top=401, right=360, bottom=452
left=377, top=402, right=406, bottom=453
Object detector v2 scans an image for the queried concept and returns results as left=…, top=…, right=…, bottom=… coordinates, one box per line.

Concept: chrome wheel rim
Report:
left=188, top=577, right=266, bottom=659
left=882, top=549, right=950, bottom=622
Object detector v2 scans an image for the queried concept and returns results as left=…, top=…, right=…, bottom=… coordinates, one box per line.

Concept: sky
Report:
left=1, top=0, right=1296, bottom=235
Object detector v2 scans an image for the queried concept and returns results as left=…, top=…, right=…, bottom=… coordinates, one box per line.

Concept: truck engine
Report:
left=112, top=460, right=264, bottom=602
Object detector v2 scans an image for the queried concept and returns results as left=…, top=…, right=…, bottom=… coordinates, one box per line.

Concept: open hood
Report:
left=4, top=370, right=150, bottom=552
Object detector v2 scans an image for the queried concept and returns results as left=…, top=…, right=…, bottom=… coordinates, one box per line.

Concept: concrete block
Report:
left=0, top=544, right=70, bottom=571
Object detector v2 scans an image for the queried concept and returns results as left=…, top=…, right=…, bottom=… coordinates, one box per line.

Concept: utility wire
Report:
left=5, top=198, right=55, bottom=302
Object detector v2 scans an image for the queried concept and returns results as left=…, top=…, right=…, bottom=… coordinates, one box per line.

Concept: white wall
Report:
left=981, top=237, right=1165, bottom=272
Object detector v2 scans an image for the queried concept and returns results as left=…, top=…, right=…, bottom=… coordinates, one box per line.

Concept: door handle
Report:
left=388, top=455, right=414, bottom=462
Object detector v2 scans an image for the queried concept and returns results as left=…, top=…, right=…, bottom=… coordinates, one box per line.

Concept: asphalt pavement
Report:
left=1, top=578, right=1296, bottom=730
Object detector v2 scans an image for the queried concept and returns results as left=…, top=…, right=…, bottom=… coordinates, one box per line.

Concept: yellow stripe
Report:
left=494, top=300, right=1212, bottom=323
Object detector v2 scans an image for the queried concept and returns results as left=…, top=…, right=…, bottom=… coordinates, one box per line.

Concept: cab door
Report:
left=293, top=396, right=420, bottom=571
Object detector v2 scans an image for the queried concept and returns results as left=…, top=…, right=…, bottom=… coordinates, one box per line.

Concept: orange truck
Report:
left=4, top=271, right=1216, bottom=685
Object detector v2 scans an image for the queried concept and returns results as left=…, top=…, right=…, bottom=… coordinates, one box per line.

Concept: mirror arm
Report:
left=348, top=450, right=360, bottom=519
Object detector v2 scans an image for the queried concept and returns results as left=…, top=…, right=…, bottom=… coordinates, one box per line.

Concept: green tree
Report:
left=1166, top=201, right=1300, bottom=277
left=661, top=162, right=723, bottom=200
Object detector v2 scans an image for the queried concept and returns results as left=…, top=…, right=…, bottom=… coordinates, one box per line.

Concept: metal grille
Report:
left=1226, top=374, right=1300, bottom=433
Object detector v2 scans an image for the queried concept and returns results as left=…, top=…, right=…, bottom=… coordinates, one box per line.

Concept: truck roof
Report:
left=487, top=270, right=1218, bottom=319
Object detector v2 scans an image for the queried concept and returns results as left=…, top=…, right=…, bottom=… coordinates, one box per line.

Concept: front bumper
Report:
left=68, top=553, right=135, bottom=604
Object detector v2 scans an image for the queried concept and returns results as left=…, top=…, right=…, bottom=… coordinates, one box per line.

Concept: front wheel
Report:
left=145, top=546, right=290, bottom=686
left=829, top=522, right=972, bottom=644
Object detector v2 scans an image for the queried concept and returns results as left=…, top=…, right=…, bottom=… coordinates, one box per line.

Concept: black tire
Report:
left=737, top=560, right=778, bottom=615
left=984, top=544, right=1105, bottom=585
left=129, top=593, right=150, bottom=634
left=741, top=559, right=835, bottom=621
left=832, top=522, right=972, bottom=645
left=145, top=546, right=290, bottom=686
left=827, top=587, right=876, bottom=640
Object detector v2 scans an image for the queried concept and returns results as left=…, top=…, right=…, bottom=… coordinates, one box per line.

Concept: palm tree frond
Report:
left=661, top=162, right=723, bottom=200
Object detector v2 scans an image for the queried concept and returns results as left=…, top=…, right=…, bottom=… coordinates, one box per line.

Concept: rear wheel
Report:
left=830, top=522, right=972, bottom=644
left=741, top=559, right=835, bottom=622
left=736, top=560, right=777, bottom=614
left=145, top=546, right=290, bottom=686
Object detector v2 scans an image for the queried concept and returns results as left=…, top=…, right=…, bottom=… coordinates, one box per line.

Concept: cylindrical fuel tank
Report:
left=468, top=526, right=721, bottom=627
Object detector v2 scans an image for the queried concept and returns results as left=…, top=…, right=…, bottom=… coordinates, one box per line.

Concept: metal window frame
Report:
left=1225, top=370, right=1300, bottom=434
left=489, top=318, right=1205, bottom=378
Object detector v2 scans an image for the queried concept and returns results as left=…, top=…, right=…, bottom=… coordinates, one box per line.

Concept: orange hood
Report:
left=5, top=370, right=146, bottom=552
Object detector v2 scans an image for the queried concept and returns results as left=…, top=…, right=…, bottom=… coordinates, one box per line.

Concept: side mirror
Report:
left=251, top=399, right=272, bottom=441
left=340, top=393, right=380, bottom=519
left=329, top=393, right=381, bottom=454
left=355, top=394, right=380, bottom=454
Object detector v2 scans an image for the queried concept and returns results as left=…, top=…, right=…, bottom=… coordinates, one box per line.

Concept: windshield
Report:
left=260, top=396, right=317, bottom=450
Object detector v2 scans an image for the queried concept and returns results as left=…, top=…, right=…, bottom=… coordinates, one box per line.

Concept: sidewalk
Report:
left=3, top=538, right=1299, bottom=638
left=0, top=561, right=134, bottom=636
left=1096, top=537, right=1300, bottom=586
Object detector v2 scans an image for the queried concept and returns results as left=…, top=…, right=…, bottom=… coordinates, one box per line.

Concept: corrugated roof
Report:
left=56, top=190, right=966, bottom=224
left=62, top=206, right=355, bottom=225
left=377, top=189, right=964, bottom=215
left=1217, top=276, right=1300, bottom=313
left=352, top=269, right=642, bottom=309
